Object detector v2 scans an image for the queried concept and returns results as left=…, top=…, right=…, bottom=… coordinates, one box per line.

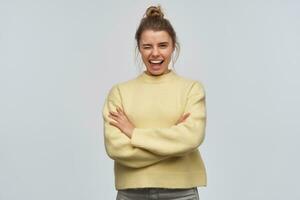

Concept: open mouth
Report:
left=149, top=60, right=164, bottom=65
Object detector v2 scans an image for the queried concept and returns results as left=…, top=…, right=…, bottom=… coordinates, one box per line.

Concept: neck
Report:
left=138, top=69, right=177, bottom=84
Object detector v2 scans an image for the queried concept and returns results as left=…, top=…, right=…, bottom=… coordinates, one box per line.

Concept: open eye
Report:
left=159, top=44, right=168, bottom=48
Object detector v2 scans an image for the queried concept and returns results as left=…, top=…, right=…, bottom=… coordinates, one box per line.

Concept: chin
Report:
left=147, top=67, right=169, bottom=76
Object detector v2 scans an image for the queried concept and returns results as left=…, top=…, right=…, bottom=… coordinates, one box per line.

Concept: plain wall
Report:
left=0, top=0, right=299, bottom=199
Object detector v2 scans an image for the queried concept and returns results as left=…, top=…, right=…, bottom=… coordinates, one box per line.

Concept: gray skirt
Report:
left=116, top=187, right=199, bottom=200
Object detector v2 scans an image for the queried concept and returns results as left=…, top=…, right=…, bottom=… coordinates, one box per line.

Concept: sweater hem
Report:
left=114, top=171, right=207, bottom=190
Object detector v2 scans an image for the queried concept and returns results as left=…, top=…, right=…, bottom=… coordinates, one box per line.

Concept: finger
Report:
left=117, top=107, right=127, bottom=120
left=108, top=113, right=119, bottom=121
left=177, top=115, right=185, bottom=122
left=117, top=107, right=125, bottom=115
left=109, top=111, right=119, bottom=117
left=184, top=113, right=190, bottom=119
left=183, top=113, right=190, bottom=118
left=181, top=113, right=190, bottom=121
left=179, top=113, right=188, bottom=120
left=117, top=107, right=123, bottom=115
left=109, top=121, right=119, bottom=128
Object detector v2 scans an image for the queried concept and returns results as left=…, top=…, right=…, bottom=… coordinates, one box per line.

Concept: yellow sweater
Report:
left=102, top=69, right=207, bottom=190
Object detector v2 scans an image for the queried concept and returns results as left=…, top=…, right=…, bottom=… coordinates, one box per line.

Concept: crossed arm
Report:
left=102, top=81, right=206, bottom=168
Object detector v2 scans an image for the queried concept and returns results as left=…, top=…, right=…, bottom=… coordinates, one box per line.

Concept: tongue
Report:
left=151, top=63, right=161, bottom=70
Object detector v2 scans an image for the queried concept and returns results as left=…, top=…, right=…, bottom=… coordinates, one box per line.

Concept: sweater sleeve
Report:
left=130, top=81, right=207, bottom=157
left=102, top=84, right=170, bottom=168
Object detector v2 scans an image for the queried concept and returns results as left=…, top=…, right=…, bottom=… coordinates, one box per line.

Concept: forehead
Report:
left=140, top=30, right=172, bottom=44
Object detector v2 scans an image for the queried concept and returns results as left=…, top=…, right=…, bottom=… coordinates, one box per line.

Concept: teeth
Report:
left=150, top=60, right=163, bottom=64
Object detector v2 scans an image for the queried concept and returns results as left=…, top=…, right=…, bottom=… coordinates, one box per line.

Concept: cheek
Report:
left=162, top=50, right=173, bottom=59
left=141, top=54, right=149, bottom=62
left=140, top=51, right=150, bottom=59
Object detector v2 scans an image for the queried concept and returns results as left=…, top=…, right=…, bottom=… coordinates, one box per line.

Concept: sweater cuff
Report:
left=131, top=128, right=144, bottom=147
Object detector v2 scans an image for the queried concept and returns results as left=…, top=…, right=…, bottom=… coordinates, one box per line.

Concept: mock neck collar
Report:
left=138, top=69, right=178, bottom=84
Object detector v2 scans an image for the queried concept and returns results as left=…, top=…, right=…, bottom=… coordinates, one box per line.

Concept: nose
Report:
left=151, top=47, right=159, bottom=57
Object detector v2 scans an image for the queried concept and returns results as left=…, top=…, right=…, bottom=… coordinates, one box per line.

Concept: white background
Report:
left=1, top=0, right=299, bottom=199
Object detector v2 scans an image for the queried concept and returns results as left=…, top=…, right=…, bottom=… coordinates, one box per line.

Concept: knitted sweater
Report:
left=102, top=69, right=207, bottom=190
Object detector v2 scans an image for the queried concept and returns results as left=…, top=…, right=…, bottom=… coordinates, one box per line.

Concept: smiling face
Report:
left=139, top=30, right=175, bottom=76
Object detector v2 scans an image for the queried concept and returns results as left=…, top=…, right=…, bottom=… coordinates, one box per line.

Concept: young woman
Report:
left=102, top=5, right=207, bottom=200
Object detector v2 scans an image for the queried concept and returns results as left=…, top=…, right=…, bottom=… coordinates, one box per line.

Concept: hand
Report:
left=108, top=106, right=135, bottom=138
left=175, top=113, right=190, bottom=125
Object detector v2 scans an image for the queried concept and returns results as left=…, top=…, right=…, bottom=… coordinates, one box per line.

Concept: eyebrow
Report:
left=141, top=42, right=169, bottom=46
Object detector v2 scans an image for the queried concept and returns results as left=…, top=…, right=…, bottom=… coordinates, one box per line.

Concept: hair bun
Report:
left=145, top=5, right=164, bottom=18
